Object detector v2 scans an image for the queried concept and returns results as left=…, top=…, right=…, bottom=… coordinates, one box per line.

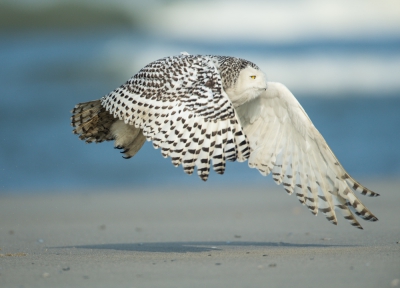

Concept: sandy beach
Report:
left=1, top=180, right=399, bottom=288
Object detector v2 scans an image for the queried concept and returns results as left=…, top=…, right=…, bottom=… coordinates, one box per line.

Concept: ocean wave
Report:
left=143, top=0, right=400, bottom=43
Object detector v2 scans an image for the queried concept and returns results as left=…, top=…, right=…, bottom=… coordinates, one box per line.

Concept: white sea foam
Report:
left=251, top=54, right=400, bottom=96
left=142, top=0, right=400, bottom=43
left=7, top=0, right=400, bottom=43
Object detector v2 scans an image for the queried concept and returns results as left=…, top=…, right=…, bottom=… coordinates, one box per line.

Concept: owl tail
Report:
left=71, top=100, right=114, bottom=143
left=71, top=100, right=146, bottom=159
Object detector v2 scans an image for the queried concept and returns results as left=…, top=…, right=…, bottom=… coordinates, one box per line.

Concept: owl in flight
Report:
left=71, top=53, right=378, bottom=229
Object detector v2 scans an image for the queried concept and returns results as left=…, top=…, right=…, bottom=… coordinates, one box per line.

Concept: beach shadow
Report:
left=56, top=241, right=347, bottom=253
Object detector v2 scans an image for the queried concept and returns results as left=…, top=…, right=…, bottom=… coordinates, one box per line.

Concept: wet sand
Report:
left=1, top=180, right=399, bottom=287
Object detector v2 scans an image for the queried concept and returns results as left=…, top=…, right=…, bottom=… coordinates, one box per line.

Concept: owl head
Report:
left=226, top=66, right=268, bottom=106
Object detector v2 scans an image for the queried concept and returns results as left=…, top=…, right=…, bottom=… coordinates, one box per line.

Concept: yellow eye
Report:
left=250, top=75, right=256, bottom=79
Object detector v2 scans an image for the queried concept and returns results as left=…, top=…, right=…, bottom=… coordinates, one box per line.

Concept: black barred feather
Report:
left=72, top=54, right=251, bottom=180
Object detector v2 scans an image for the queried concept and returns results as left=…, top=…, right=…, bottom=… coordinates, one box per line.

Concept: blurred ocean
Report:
left=0, top=0, right=399, bottom=193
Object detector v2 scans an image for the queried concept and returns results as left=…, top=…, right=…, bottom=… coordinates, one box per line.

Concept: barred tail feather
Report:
left=71, top=100, right=145, bottom=159
left=71, top=100, right=114, bottom=143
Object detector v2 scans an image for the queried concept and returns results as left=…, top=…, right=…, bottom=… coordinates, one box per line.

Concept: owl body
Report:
left=71, top=53, right=379, bottom=230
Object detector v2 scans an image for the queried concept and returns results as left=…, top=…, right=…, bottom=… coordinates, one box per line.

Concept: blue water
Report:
left=0, top=30, right=399, bottom=193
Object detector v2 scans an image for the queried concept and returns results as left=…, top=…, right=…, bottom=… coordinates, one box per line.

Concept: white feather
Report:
left=235, top=82, right=378, bottom=228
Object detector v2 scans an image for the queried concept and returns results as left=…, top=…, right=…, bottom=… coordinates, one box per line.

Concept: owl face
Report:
left=226, top=66, right=268, bottom=106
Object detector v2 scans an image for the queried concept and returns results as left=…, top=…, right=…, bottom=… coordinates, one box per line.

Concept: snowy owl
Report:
left=71, top=53, right=378, bottom=229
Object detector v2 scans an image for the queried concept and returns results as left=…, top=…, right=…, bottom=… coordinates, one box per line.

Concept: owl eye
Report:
left=250, top=75, right=256, bottom=79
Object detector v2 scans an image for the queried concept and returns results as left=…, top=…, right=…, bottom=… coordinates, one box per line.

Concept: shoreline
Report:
left=1, top=180, right=399, bottom=287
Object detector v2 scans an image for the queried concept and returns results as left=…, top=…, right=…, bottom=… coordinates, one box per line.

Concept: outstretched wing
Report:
left=236, top=82, right=379, bottom=229
left=101, top=54, right=250, bottom=181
